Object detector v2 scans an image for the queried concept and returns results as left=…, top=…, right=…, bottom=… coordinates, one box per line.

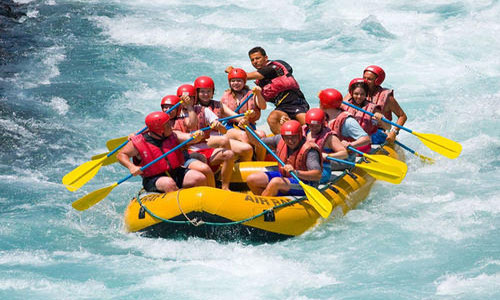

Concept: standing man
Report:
left=226, top=46, right=310, bottom=134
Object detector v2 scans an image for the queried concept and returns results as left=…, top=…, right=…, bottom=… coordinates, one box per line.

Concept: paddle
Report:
left=245, top=126, right=333, bottom=218
left=72, top=112, right=253, bottom=211
left=347, top=145, right=408, bottom=175
left=326, top=156, right=406, bottom=184
left=342, top=101, right=462, bottom=159
left=394, top=140, right=435, bottom=164
left=64, top=108, right=246, bottom=192
left=63, top=102, right=183, bottom=192
left=72, top=136, right=195, bottom=211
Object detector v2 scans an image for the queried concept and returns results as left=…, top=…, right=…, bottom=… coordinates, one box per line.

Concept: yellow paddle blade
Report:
left=415, top=151, right=435, bottom=164
left=413, top=132, right=462, bottom=159
left=72, top=182, right=118, bottom=211
left=62, top=156, right=107, bottom=192
left=106, top=136, right=128, bottom=151
left=356, top=161, right=405, bottom=184
left=91, top=152, right=118, bottom=166
left=298, top=181, right=332, bottom=218
left=364, top=154, right=408, bottom=176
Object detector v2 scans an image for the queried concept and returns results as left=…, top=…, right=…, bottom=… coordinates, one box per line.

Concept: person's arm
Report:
left=117, top=142, right=142, bottom=176
left=341, top=118, right=370, bottom=148
left=385, top=95, right=407, bottom=143
left=324, top=135, right=348, bottom=160
left=226, top=65, right=265, bottom=80
left=296, top=149, right=322, bottom=181
left=252, top=86, right=267, bottom=110
left=179, top=95, right=198, bottom=131
left=174, top=130, right=204, bottom=145
left=373, top=110, right=391, bottom=131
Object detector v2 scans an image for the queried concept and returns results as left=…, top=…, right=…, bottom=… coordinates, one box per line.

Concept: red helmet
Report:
left=194, top=76, right=215, bottom=90
left=145, top=111, right=170, bottom=136
left=280, top=120, right=302, bottom=137
left=305, top=108, right=325, bottom=125
left=176, top=84, right=196, bottom=97
left=228, top=68, right=247, bottom=83
left=348, top=78, right=368, bottom=94
left=161, top=95, right=180, bottom=106
left=363, top=65, right=385, bottom=86
left=318, top=88, right=343, bottom=109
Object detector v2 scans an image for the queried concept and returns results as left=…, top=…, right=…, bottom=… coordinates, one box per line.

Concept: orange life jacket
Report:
left=367, top=86, right=393, bottom=121
left=276, top=138, right=322, bottom=176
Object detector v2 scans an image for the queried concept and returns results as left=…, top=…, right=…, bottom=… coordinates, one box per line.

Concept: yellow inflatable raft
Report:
left=124, top=145, right=400, bottom=242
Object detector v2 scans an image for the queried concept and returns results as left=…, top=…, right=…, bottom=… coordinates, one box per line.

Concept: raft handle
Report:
left=346, top=170, right=358, bottom=180
left=263, top=209, right=275, bottom=222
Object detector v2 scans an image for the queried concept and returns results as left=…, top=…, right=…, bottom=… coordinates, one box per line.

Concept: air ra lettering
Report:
left=244, top=195, right=292, bottom=206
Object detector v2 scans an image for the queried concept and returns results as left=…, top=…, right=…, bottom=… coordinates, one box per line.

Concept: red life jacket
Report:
left=173, top=105, right=211, bottom=141
left=341, top=99, right=380, bottom=135
left=327, top=111, right=353, bottom=142
left=302, top=124, right=334, bottom=150
left=367, top=86, right=394, bottom=121
left=255, top=60, right=300, bottom=103
left=131, top=133, right=185, bottom=178
left=276, top=138, right=322, bottom=177
left=220, top=89, right=261, bottom=123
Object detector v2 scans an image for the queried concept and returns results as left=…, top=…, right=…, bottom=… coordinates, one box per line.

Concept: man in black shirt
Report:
left=226, top=46, right=309, bottom=134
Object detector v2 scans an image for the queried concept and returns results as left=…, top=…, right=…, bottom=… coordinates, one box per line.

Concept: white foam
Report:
left=48, top=97, right=69, bottom=115
left=436, top=273, right=500, bottom=297
left=92, top=16, right=251, bottom=50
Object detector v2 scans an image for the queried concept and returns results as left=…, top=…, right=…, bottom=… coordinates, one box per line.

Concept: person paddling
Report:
left=117, top=112, right=207, bottom=193
left=362, top=65, right=407, bottom=144
left=245, top=120, right=322, bottom=196
left=341, top=78, right=391, bottom=139
left=319, top=88, right=371, bottom=153
left=226, top=46, right=310, bottom=134
left=303, top=108, right=349, bottom=182
left=221, top=68, right=267, bottom=160
left=193, top=75, right=254, bottom=162
left=161, top=93, right=216, bottom=190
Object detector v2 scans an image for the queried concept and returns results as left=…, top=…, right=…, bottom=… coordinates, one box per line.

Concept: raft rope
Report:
left=134, top=144, right=388, bottom=227
left=135, top=188, right=307, bottom=227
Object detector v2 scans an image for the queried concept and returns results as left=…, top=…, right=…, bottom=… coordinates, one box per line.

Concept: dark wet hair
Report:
left=350, top=82, right=369, bottom=95
left=248, top=46, right=266, bottom=57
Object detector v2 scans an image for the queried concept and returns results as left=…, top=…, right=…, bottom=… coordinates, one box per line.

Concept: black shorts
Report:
left=275, top=90, right=310, bottom=119
left=142, top=166, right=189, bottom=192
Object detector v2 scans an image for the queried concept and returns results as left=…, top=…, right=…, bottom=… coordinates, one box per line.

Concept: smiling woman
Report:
left=1, top=0, right=499, bottom=299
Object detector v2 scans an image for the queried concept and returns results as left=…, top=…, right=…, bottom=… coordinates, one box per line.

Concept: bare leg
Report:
left=210, top=147, right=235, bottom=190
left=229, top=138, right=253, bottom=162
left=246, top=172, right=269, bottom=195
left=188, top=160, right=215, bottom=187
left=155, top=176, right=178, bottom=193
left=182, top=169, right=207, bottom=188
left=262, top=177, right=291, bottom=197
left=267, top=110, right=289, bottom=134
left=294, top=113, right=307, bottom=125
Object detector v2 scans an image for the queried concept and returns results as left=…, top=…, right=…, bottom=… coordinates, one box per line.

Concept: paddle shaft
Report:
left=222, top=94, right=253, bottom=126
left=394, top=140, right=416, bottom=155
left=347, top=145, right=366, bottom=156
left=105, top=101, right=183, bottom=158
left=116, top=136, right=194, bottom=185
left=199, top=113, right=246, bottom=131
left=246, top=126, right=301, bottom=182
left=342, top=101, right=410, bottom=133
left=115, top=112, right=246, bottom=185
left=326, top=156, right=355, bottom=167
